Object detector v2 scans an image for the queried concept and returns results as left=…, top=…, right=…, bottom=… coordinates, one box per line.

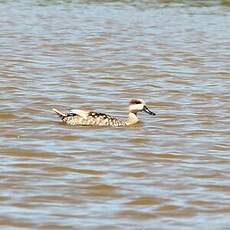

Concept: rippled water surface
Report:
left=0, top=0, right=230, bottom=229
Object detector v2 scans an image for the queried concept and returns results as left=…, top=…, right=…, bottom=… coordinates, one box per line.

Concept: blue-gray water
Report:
left=0, top=0, right=229, bottom=229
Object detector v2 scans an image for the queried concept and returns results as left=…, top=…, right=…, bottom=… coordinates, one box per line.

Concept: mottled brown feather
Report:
left=53, top=99, right=154, bottom=127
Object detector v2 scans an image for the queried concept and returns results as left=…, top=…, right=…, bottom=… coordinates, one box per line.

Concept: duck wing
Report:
left=70, top=109, right=92, bottom=119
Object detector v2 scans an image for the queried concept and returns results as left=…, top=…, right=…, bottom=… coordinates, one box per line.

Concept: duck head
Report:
left=129, top=99, right=156, bottom=116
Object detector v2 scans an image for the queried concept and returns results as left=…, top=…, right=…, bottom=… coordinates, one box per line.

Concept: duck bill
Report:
left=143, top=105, right=156, bottom=116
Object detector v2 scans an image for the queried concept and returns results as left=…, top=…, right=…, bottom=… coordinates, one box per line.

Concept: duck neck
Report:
left=126, top=111, right=139, bottom=126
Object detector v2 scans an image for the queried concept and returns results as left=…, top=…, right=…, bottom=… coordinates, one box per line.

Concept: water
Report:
left=0, top=0, right=230, bottom=229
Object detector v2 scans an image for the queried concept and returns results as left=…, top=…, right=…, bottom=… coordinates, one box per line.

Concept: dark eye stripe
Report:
left=129, top=99, right=142, bottom=105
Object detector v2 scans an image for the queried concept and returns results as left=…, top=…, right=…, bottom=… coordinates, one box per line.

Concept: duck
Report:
left=52, top=99, right=155, bottom=127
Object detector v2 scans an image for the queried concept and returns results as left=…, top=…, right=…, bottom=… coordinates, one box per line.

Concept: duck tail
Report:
left=52, top=108, right=66, bottom=119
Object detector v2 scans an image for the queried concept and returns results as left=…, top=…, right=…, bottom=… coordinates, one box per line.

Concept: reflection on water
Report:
left=0, top=0, right=230, bottom=229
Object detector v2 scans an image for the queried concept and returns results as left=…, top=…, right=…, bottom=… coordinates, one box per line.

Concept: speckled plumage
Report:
left=53, top=99, right=155, bottom=127
left=62, top=111, right=126, bottom=127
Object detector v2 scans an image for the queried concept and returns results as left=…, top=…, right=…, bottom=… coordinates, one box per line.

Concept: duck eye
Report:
left=130, top=99, right=142, bottom=105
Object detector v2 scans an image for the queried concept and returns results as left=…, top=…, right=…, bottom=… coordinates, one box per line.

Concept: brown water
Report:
left=0, top=0, right=230, bottom=229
